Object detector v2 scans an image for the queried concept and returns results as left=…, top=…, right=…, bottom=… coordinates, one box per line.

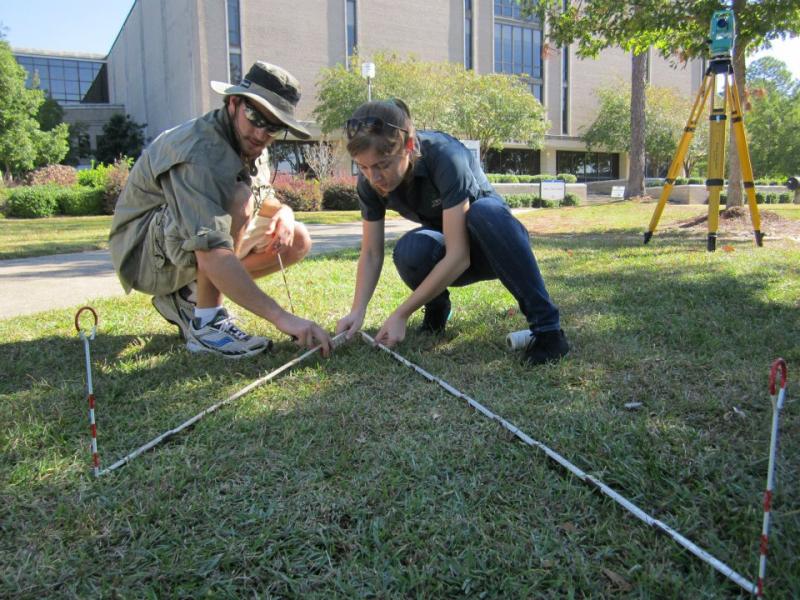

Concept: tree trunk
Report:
left=726, top=0, right=748, bottom=207
left=626, top=51, right=647, bottom=198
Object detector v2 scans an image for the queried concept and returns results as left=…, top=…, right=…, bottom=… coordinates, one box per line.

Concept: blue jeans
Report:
left=392, top=195, right=561, bottom=334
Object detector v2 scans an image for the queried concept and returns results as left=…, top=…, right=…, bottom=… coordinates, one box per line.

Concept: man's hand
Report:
left=275, top=312, right=333, bottom=357
left=374, top=312, right=407, bottom=348
left=336, top=309, right=366, bottom=340
left=264, top=205, right=295, bottom=253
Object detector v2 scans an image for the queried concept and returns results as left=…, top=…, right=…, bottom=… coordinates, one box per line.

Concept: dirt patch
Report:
left=675, top=206, right=800, bottom=239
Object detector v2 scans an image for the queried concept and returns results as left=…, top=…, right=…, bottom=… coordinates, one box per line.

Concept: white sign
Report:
left=540, top=180, right=566, bottom=201
left=611, top=185, right=626, bottom=198
left=461, top=140, right=480, bottom=165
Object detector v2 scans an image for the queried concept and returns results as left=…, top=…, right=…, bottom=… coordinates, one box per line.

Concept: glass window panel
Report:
left=64, top=65, right=79, bottom=81
left=79, top=66, right=94, bottom=80
left=494, top=24, right=501, bottom=71
left=65, top=80, right=80, bottom=95
left=502, top=25, right=512, bottom=71
left=229, top=52, right=242, bottom=84
left=523, top=28, right=532, bottom=74
left=79, top=81, right=91, bottom=94
left=49, top=64, right=64, bottom=79
left=228, top=0, right=241, bottom=46
left=513, top=27, right=522, bottom=73
left=533, top=30, right=542, bottom=78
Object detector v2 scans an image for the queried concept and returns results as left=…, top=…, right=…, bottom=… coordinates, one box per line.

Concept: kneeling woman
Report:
left=335, top=99, right=569, bottom=365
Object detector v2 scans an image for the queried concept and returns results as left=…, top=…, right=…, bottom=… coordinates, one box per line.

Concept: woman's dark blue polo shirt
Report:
left=357, top=130, right=497, bottom=231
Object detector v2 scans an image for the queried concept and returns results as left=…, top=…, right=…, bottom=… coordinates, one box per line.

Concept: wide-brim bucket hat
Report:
left=211, top=61, right=311, bottom=139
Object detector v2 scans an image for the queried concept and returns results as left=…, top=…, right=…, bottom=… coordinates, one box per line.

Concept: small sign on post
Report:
left=540, top=180, right=566, bottom=204
left=611, top=185, right=626, bottom=198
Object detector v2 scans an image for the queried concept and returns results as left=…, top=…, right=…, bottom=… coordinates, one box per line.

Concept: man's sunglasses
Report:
left=242, top=99, right=287, bottom=135
left=345, top=116, right=408, bottom=140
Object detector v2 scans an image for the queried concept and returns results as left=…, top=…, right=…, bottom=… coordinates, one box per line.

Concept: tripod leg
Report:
left=727, top=79, right=763, bottom=246
left=645, top=73, right=713, bottom=244
left=705, top=76, right=730, bottom=252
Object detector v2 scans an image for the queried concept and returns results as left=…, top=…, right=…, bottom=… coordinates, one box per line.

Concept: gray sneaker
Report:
left=152, top=291, right=195, bottom=341
left=186, top=308, right=272, bottom=358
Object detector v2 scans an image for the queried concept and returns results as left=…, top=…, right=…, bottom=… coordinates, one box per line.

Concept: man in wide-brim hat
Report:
left=110, top=61, right=332, bottom=358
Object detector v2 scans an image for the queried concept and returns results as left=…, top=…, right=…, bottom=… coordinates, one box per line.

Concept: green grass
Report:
left=1, top=202, right=799, bottom=597
left=0, top=211, right=401, bottom=260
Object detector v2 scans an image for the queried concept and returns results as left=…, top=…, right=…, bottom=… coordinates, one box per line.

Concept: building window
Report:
left=484, top=148, right=541, bottom=175
left=464, top=0, right=473, bottom=70
left=346, top=0, right=357, bottom=62
left=561, top=46, right=569, bottom=134
left=494, top=1, right=542, bottom=100
left=227, top=0, right=242, bottom=82
left=556, top=151, right=620, bottom=182
left=15, top=54, right=108, bottom=104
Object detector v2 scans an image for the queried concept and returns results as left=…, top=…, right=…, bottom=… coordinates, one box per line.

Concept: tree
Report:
left=37, top=97, right=64, bottom=132
left=95, top=113, right=145, bottom=164
left=522, top=0, right=800, bottom=205
left=0, top=40, right=69, bottom=179
left=744, top=56, right=800, bottom=178
left=583, top=83, right=708, bottom=177
left=314, top=52, right=547, bottom=161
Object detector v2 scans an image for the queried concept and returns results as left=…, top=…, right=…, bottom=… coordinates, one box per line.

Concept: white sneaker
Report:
left=152, top=291, right=195, bottom=341
left=186, top=308, right=272, bottom=358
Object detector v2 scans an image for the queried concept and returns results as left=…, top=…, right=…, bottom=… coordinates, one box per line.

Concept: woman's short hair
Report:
left=345, top=99, right=418, bottom=160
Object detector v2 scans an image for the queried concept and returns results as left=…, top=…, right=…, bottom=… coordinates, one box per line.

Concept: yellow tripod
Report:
left=643, top=55, right=763, bottom=251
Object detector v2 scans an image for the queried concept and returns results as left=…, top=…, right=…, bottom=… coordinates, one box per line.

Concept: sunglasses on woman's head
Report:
left=345, top=116, right=409, bottom=140
left=242, top=99, right=287, bottom=135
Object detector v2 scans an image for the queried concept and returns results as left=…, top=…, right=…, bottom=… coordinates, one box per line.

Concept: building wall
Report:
left=103, top=0, right=702, bottom=178
left=107, top=0, right=228, bottom=140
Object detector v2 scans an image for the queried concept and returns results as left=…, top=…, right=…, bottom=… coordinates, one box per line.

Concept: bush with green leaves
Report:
left=674, top=177, right=689, bottom=185
left=503, top=194, right=534, bottom=208
left=688, top=177, right=703, bottom=184
left=556, top=173, right=578, bottom=183
left=322, top=182, right=359, bottom=211
left=6, top=185, right=60, bottom=218
left=779, top=192, right=791, bottom=204
left=755, top=191, right=765, bottom=204
left=561, top=193, right=580, bottom=207
left=77, top=163, right=113, bottom=188
left=58, top=186, right=105, bottom=216
left=532, top=197, right=555, bottom=208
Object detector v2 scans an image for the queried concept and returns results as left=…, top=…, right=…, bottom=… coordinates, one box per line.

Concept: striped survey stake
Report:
left=757, top=358, right=788, bottom=597
left=75, top=306, right=100, bottom=478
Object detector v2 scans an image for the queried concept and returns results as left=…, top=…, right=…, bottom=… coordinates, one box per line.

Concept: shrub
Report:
left=645, top=178, right=664, bottom=187
left=322, top=182, right=360, bottom=210
left=6, top=185, right=60, bottom=218
left=58, top=186, right=105, bottom=216
left=25, top=164, right=78, bottom=187
left=556, top=173, right=578, bottom=183
left=755, top=191, right=765, bottom=204
left=720, top=192, right=728, bottom=205
left=765, top=192, right=780, bottom=204
left=561, top=193, right=580, bottom=207
left=779, top=192, right=791, bottom=204
left=77, top=163, right=113, bottom=188
left=503, top=194, right=535, bottom=208
left=274, top=177, right=322, bottom=211
left=688, top=177, right=703, bottom=184
left=674, top=177, right=689, bottom=185
left=531, top=196, right=554, bottom=208
left=102, top=158, right=132, bottom=214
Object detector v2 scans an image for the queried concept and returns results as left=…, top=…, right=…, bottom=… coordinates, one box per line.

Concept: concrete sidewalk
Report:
left=0, top=220, right=416, bottom=319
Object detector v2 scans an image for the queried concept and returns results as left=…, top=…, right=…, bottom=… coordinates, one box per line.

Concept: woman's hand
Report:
left=274, top=312, right=332, bottom=357
left=374, top=312, right=407, bottom=348
left=336, top=309, right=366, bottom=340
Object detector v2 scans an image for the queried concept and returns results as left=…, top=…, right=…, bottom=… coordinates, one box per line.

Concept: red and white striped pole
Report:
left=75, top=307, right=100, bottom=478
left=757, top=358, right=788, bottom=597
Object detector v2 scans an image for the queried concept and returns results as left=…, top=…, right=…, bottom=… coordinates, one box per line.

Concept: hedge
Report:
left=6, top=186, right=61, bottom=218
left=322, top=183, right=360, bottom=210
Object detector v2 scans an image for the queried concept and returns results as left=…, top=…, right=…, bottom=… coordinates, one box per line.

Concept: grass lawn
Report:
left=0, top=210, right=401, bottom=260
left=1, top=202, right=798, bottom=597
